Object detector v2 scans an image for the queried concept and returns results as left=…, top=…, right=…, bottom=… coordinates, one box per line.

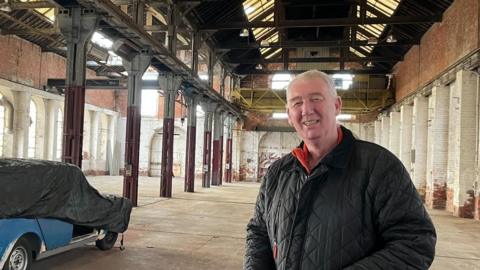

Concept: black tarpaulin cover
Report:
left=0, top=159, right=132, bottom=233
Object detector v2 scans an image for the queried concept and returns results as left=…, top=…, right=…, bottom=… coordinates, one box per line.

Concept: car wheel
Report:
left=3, top=238, right=32, bottom=270
left=95, top=231, right=118, bottom=251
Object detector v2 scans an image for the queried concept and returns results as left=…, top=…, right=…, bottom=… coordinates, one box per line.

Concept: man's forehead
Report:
left=288, top=78, right=329, bottom=97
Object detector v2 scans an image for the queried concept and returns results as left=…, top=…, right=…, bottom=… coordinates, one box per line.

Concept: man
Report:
left=244, top=70, right=436, bottom=270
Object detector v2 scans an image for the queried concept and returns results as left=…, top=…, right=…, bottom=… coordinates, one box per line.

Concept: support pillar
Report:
left=211, top=109, right=223, bottom=186
left=452, top=70, right=477, bottom=218
left=412, top=95, right=428, bottom=199
left=219, top=113, right=225, bottom=185
left=380, top=115, right=390, bottom=149
left=389, top=111, right=400, bottom=158
left=399, top=104, right=413, bottom=174
left=202, top=102, right=216, bottom=187
left=184, top=94, right=198, bottom=192
left=12, top=91, right=31, bottom=158
left=122, top=52, right=151, bottom=206
left=374, top=119, right=381, bottom=145
left=58, top=8, right=98, bottom=167
left=426, top=84, right=449, bottom=209
left=44, top=99, right=59, bottom=160
left=89, top=110, right=100, bottom=172
left=224, top=116, right=234, bottom=183
left=160, top=73, right=182, bottom=198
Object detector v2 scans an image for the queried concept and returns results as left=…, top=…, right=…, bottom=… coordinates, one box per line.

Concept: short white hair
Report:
left=286, top=70, right=337, bottom=97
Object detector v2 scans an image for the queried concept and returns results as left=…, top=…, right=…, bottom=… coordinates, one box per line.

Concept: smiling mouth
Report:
left=302, top=120, right=319, bottom=126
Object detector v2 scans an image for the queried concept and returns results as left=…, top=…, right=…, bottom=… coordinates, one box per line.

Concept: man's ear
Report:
left=335, top=96, right=342, bottom=115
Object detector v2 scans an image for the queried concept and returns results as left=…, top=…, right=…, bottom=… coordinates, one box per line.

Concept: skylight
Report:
left=18, top=0, right=56, bottom=22
left=352, top=0, right=400, bottom=57
left=91, top=32, right=113, bottom=49
left=242, top=0, right=281, bottom=58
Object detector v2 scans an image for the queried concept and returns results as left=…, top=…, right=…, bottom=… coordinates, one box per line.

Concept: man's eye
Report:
left=293, top=102, right=302, bottom=107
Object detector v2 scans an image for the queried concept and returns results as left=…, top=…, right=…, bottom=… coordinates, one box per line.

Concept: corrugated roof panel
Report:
left=243, top=0, right=274, bottom=21
left=20, top=0, right=56, bottom=22
left=265, top=48, right=282, bottom=59
left=243, top=0, right=278, bottom=57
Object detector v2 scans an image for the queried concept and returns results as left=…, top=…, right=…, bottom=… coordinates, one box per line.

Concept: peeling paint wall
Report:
left=238, top=131, right=300, bottom=181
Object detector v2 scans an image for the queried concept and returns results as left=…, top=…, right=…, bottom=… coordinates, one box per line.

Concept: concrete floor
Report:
left=32, top=176, right=480, bottom=270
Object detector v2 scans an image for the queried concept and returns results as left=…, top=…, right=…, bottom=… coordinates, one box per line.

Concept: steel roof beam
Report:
left=235, top=69, right=388, bottom=75
left=228, top=56, right=402, bottom=64
left=198, top=15, right=443, bottom=31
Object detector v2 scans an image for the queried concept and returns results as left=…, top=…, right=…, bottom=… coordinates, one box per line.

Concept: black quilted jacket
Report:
left=244, top=126, right=436, bottom=270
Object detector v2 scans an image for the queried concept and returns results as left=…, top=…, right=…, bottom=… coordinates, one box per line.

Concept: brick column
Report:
left=374, top=119, right=381, bottom=145
left=412, top=95, right=428, bottom=199
left=12, top=91, right=31, bottom=158
left=389, top=111, right=400, bottom=157
left=380, top=115, right=390, bottom=149
left=452, top=70, right=477, bottom=218
left=399, top=104, right=413, bottom=174
left=447, top=79, right=460, bottom=212
left=426, top=84, right=449, bottom=209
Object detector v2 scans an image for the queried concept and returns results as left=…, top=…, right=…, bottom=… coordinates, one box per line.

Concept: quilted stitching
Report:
left=244, top=126, right=436, bottom=270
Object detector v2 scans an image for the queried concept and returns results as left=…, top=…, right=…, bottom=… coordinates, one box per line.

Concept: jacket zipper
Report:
left=284, top=173, right=309, bottom=267
left=285, top=168, right=327, bottom=269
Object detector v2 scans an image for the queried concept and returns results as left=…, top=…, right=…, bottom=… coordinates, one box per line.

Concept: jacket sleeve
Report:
left=244, top=176, right=276, bottom=270
left=344, top=153, right=437, bottom=270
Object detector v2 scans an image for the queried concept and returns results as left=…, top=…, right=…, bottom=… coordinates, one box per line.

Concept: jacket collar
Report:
left=320, top=125, right=354, bottom=169
left=292, top=125, right=354, bottom=172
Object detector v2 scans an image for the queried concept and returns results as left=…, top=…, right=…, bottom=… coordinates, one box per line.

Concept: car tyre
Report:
left=95, top=231, right=118, bottom=251
left=3, top=238, right=32, bottom=270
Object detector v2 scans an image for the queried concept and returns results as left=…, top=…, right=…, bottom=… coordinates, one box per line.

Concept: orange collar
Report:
left=292, top=127, right=343, bottom=174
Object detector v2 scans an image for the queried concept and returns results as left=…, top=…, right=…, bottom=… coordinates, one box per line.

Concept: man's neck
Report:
left=305, top=127, right=339, bottom=169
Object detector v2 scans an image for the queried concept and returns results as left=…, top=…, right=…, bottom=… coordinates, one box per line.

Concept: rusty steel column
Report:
left=58, top=8, right=98, bottom=167
left=160, top=73, right=182, bottom=198
left=218, top=113, right=225, bottom=185
left=202, top=102, right=216, bottom=188
left=122, top=52, right=151, bottom=207
left=184, top=94, right=198, bottom=192
left=211, top=108, right=223, bottom=186
left=224, top=116, right=234, bottom=183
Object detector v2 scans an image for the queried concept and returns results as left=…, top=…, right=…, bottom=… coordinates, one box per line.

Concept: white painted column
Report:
left=108, top=114, right=119, bottom=175
left=12, top=91, right=31, bottom=158
left=447, top=80, right=460, bottom=212
left=380, top=115, right=390, bottom=149
left=374, top=120, right=381, bottom=145
left=389, top=111, right=401, bottom=157
left=399, top=104, right=413, bottom=174
left=364, top=122, right=375, bottom=143
left=412, top=95, right=428, bottom=198
left=426, top=84, right=449, bottom=209
left=90, top=110, right=100, bottom=171
left=44, top=99, right=59, bottom=160
left=452, top=70, right=478, bottom=218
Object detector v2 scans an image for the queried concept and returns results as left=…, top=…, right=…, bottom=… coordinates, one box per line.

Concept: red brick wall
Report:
left=0, top=36, right=42, bottom=88
left=39, top=52, right=67, bottom=87
left=156, top=95, right=185, bottom=119
left=394, top=0, right=479, bottom=101
left=0, top=35, right=123, bottom=113
left=115, top=90, right=128, bottom=117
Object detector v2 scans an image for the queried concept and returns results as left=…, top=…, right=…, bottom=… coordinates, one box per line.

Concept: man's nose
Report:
left=301, top=100, right=314, bottom=115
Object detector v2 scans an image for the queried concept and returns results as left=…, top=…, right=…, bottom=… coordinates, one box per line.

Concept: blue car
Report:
left=0, top=218, right=118, bottom=270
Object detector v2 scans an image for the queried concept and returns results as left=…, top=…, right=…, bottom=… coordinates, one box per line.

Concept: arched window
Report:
left=28, top=100, right=37, bottom=158
left=56, top=108, right=63, bottom=160
left=0, top=103, right=5, bottom=157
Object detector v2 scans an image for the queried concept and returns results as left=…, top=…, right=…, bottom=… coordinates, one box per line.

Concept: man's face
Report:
left=286, top=77, right=342, bottom=143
